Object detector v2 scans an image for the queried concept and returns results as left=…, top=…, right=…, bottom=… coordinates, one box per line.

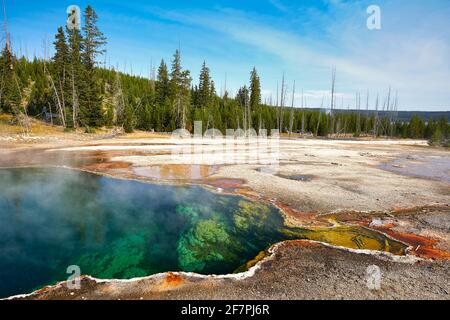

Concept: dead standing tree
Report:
left=386, top=86, right=392, bottom=138
left=275, top=82, right=279, bottom=131
left=42, top=37, right=66, bottom=128
left=389, top=90, right=398, bottom=138
left=44, top=63, right=66, bottom=128
left=13, top=67, right=31, bottom=135
left=278, top=74, right=287, bottom=132
left=301, top=89, right=305, bottom=135
left=374, top=92, right=379, bottom=137
left=289, top=80, right=295, bottom=138
left=356, top=92, right=361, bottom=136
left=113, top=70, right=126, bottom=127
left=393, top=90, right=399, bottom=136
left=329, top=66, right=336, bottom=137
left=365, top=89, right=369, bottom=135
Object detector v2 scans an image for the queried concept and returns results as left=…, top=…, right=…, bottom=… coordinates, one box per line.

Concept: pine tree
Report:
left=170, top=50, right=182, bottom=99
left=250, top=67, right=261, bottom=112
left=123, top=97, right=135, bottom=133
left=198, top=61, right=211, bottom=108
left=0, top=46, right=21, bottom=115
left=210, top=80, right=216, bottom=100
left=155, top=59, right=169, bottom=106
left=424, top=117, right=434, bottom=139
left=52, top=26, right=71, bottom=126
left=82, top=6, right=106, bottom=70
left=53, top=27, right=69, bottom=86
left=3, top=12, right=440, bottom=141
left=80, top=5, right=107, bottom=128
left=67, top=26, right=84, bottom=127
left=169, top=50, right=191, bottom=129
left=409, top=115, right=424, bottom=139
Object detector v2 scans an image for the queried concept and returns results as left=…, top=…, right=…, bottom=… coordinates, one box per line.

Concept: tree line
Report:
left=0, top=5, right=448, bottom=145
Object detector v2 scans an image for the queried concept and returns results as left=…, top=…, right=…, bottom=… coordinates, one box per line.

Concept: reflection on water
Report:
left=380, top=155, right=450, bottom=183
left=0, top=168, right=407, bottom=298
left=133, top=164, right=218, bottom=180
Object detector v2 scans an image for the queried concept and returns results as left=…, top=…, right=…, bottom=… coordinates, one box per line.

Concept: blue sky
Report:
left=5, top=0, right=450, bottom=111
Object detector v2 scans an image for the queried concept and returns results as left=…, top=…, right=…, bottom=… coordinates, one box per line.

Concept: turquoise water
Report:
left=0, top=168, right=407, bottom=298
left=0, top=168, right=290, bottom=298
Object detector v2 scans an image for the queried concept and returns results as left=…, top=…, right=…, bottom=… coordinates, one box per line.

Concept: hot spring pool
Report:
left=0, top=168, right=406, bottom=298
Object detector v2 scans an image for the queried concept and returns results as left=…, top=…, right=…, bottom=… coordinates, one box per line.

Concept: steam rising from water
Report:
left=0, top=168, right=407, bottom=298
left=0, top=168, right=288, bottom=298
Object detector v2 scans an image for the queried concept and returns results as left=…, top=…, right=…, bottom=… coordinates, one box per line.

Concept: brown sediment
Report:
left=234, top=187, right=261, bottom=200
left=390, top=204, right=450, bottom=215
left=274, top=202, right=323, bottom=227
left=148, top=272, right=186, bottom=292
left=203, top=177, right=246, bottom=190
left=132, top=164, right=218, bottom=181
left=414, top=246, right=450, bottom=259
left=321, top=206, right=450, bottom=260
left=272, top=204, right=450, bottom=260
left=280, top=240, right=322, bottom=249
left=81, top=142, right=175, bottom=147
left=32, top=286, right=53, bottom=296
left=321, top=205, right=450, bottom=224
left=163, top=272, right=184, bottom=287
left=82, top=161, right=132, bottom=171
left=372, top=226, right=450, bottom=260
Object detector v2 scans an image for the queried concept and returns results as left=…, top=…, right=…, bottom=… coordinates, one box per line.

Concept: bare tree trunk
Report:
left=365, top=89, right=369, bottom=135
left=289, top=81, right=295, bottom=138
left=13, top=73, right=31, bottom=135
left=58, top=77, right=66, bottom=124
left=248, top=93, right=250, bottom=132
left=386, top=86, right=392, bottom=138
left=330, top=67, right=336, bottom=137
left=374, top=93, right=379, bottom=138
left=275, top=82, right=279, bottom=131
left=43, top=42, right=66, bottom=128
left=243, top=93, right=247, bottom=132
left=71, top=64, right=79, bottom=128
left=356, top=92, right=361, bottom=135
left=279, top=73, right=286, bottom=133
left=301, top=89, right=305, bottom=135
left=393, top=90, right=399, bottom=137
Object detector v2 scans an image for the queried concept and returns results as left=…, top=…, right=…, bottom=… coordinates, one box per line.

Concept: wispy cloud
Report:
left=268, top=0, right=289, bottom=13
left=9, top=0, right=450, bottom=110
left=146, top=1, right=450, bottom=109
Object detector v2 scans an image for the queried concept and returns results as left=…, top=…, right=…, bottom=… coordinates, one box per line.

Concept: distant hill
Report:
left=328, top=110, right=449, bottom=122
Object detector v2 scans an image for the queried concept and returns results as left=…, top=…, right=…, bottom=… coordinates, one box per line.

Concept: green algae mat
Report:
left=0, top=168, right=406, bottom=298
